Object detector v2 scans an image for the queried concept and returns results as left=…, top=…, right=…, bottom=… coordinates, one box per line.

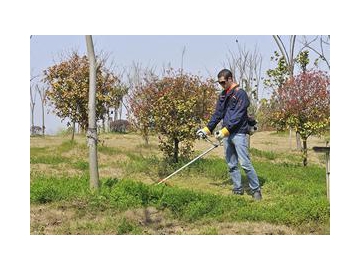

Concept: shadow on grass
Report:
left=209, top=175, right=267, bottom=195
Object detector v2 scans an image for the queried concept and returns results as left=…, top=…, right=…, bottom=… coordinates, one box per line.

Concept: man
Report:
left=197, top=69, right=262, bottom=200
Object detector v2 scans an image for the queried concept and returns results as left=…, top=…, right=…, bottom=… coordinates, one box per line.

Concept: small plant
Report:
left=31, top=185, right=60, bottom=203
left=117, top=218, right=140, bottom=234
left=103, top=177, right=120, bottom=188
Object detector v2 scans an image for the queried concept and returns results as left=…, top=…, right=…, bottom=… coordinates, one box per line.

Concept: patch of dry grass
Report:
left=31, top=203, right=306, bottom=235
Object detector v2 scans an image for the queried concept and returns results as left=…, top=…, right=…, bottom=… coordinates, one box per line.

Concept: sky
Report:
left=30, top=35, right=329, bottom=134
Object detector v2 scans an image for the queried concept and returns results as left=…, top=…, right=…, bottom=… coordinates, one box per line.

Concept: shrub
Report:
left=117, top=218, right=141, bottom=234
left=110, top=119, right=130, bottom=133
left=30, top=125, right=43, bottom=136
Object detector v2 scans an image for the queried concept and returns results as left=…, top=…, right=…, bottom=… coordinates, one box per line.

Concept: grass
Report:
left=30, top=175, right=329, bottom=231
left=117, top=218, right=143, bottom=234
left=250, top=148, right=277, bottom=160
left=30, top=155, right=71, bottom=165
left=30, top=132, right=330, bottom=235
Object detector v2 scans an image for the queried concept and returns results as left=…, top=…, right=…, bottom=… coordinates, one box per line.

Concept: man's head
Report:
left=217, top=69, right=233, bottom=89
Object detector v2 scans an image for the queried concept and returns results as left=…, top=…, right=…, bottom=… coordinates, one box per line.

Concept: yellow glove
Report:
left=196, top=127, right=211, bottom=139
left=215, top=127, right=230, bottom=140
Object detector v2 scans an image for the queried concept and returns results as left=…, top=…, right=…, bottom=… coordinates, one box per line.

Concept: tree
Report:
left=255, top=98, right=275, bottom=131
left=36, top=84, right=46, bottom=136
left=266, top=35, right=306, bottom=150
left=272, top=35, right=297, bottom=77
left=271, top=70, right=330, bottom=166
left=126, top=62, right=157, bottom=145
left=128, top=69, right=217, bottom=163
left=43, top=51, right=120, bottom=139
left=127, top=78, right=156, bottom=145
left=110, top=82, right=129, bottom=122
left=30, top=84, right=37, bottom=136
left=85, top=35, right=99, bottom=190
left=30, top=73, right=40, bottom=135
left=300, top=35, right=330, bottom=69
left=264, top=50, right=290, bottom=89
left=226, top=42, right=263, bottom=116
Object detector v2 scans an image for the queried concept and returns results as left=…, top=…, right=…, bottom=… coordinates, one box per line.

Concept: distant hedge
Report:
left=110, top=119, right=130, bottom=133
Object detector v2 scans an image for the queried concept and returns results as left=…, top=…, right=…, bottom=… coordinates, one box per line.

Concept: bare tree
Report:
left=273, top=35, right=297, bottom=77
left=180, top=45, right=186, bottom=73
left=272, top=35, right=302, bottom=150
left=85, top=35, right=99, bottom=190
left=125, top=62, right=157, bottom=144
left=225, top=41, right=263, bottom=115
left=30, top=84, right=37, bottom=135
left=30, top=73, right=39, bottom=135
left=112, top=68, right=128, bottom=122
left=224, top=41, right=263, bottom=148
left=300, top=35, right=330, bottom=69
left=36, top=84, right=46, bottom=136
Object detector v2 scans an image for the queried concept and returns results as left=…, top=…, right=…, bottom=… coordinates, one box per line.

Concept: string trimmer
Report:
left=156, top=136, right=222, bottom=185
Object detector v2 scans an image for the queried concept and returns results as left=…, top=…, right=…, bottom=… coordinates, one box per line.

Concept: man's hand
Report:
left=215, top=127, right=230, bottom=141
left=196, top=127, right=210, bottom=139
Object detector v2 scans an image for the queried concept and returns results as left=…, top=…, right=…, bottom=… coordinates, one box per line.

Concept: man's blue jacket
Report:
left=207, top=85, right=250, bottom=135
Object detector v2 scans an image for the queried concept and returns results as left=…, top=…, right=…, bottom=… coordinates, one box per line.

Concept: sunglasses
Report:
left=218, top=80, right=227, bottom=86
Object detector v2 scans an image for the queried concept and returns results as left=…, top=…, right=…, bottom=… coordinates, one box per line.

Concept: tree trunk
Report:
left=41, top=99, right=45, bottom=136
left=296, top=132, right=302, bottom=151
left=30, top=106, right=35, bottom=135
left=114, top=106, right=119, bottom=121
left=302, top=139, right=308, bottom=167
left=37, top=85, right=46, bottom=136
left=30, top=86, right=36, bottom=136
left=119, top=98, right=123, bottom=120
left=174, top=138, right=179, bottom=163
left=107, top=110, right=111, bottom=131
left=86, top=35, right=100, bottom=190
left=102, top=118, right=105, bottom=133
left=71, top=121, right=75, bottom=141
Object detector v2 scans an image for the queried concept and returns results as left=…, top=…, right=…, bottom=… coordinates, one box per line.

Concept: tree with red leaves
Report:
left=271, top=70, right=330, bottom=166
left=128, top=69, right=217, bottom=163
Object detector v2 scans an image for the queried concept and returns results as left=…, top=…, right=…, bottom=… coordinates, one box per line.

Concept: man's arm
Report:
left=206, top=94, right=225, bottom=133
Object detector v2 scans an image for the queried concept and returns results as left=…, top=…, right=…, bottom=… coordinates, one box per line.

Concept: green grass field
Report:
left=30, top=132, right=330, bottom=235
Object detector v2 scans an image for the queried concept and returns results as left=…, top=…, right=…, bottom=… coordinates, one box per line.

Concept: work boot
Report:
left=232, top=188, right=244, bottom=195
left=252, top=190, right=262, bottom=201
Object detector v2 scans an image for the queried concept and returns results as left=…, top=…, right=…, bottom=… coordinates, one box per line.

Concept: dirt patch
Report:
left=97, top=152, right=130, bottom=164
left=61, top=148, right=87, bottom=159
left=193, top=131, right=327, bottom=166
left=197, top=221, right=297, bottom=235
left=251, top=131, right=327, bottom=166
left=98, top=167, right=125, bottom=179
left=122, top=207, right=188, bottom=235
left=31, top=203, right=312, bottom=235
left=122, top=208, right=299, bottom=235
left=30, top=164, right=83, bottom=178
left=30, top=204, right=76, bottom=234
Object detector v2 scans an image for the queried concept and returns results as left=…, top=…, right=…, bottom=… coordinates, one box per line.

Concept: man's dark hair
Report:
left=217, top=69, right=233, bottom=80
